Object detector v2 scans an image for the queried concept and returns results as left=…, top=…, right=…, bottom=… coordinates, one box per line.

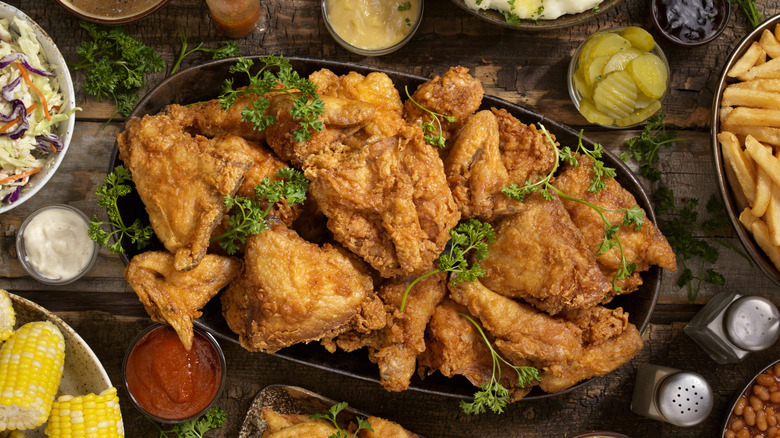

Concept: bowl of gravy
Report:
left=55, top=0, right=170, bottom=25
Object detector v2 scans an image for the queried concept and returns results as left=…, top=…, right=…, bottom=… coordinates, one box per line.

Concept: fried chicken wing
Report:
left=553, top=154, right=677, bottom=297
left=164, top=96, right=266, bottom=142
left=449, top=279, right=643, bottom=393
left=491, top=107, right=557, bottom=185
left=480, top=193, right=612, bottom=315
left=117, top=113, right=253, bottom=270
left=221, top=220, right=384, bottom=353
left=125, top=251, right=242, bottom=350
left=305, top=125, right=460, bottom=278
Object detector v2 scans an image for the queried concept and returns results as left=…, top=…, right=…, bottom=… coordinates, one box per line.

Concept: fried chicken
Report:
left=449, top=279, right=643, bottom=393
left=221, top=220, right=385, bottom=353
left=553, top=154, right=677, bottom=297
left=491, top=107, right=558, bottom=185
left=305, top=124, right=460, bottom=278
left=259, top=407, right=338, bottom=438
left=418, top=298, right=535, bottom=402
left=164, top=96, right=266, bottom=142
left=117, top=113, right=253, bottom=271
left=480, top=192, right=612, bottom=315
left=359, top=417, right=420, bottom=438
left=125, top=251, right=242, bottom=350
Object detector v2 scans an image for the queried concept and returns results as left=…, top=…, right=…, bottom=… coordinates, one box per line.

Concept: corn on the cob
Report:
left=0, top=290, right=15, bottom=342
left=0, top=320, right=65, bottom=430
left=0, top=431, right=31, bottom=437
left=45, top=387, right=124, bottom=438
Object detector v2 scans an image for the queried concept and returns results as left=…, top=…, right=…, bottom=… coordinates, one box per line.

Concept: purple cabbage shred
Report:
left=2, top=186, right=21, bottom=204
left=0, top=53, right=53, bottom=77
left=34, top=133, right=63, bottom=153
left=1, top=76, right=20, bottom=101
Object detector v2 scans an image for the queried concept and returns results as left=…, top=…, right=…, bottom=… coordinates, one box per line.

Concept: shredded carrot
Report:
left=16, top=63, right=49, bottom=121
left=0, top=103, right=37, bottom=135
left=0, top=168, right=41, bottom=185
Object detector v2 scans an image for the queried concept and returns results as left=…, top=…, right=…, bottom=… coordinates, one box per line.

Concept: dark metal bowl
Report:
left=109, top=56, right=662, bottom=401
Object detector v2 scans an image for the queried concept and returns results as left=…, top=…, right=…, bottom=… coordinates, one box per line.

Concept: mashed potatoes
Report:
left=464, top=0, right=603, bottom=21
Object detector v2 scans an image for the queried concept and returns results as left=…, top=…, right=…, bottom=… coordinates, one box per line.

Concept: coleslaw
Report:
left=0, top=16, right=78, bottom=206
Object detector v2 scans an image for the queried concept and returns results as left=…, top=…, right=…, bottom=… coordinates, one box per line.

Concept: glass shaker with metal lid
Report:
left=631, top=363, right=714, bottom=426
left=684, top=291, right=780, bottom=364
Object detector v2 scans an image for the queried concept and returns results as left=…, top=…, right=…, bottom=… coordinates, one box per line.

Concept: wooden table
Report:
left=1, top=0, right=780, bottom=436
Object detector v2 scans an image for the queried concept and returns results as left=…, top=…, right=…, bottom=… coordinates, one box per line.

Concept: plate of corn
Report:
left=0, top=290, right=123, bottom=437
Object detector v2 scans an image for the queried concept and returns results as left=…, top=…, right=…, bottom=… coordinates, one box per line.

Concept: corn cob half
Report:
left=0, top=321, right=65, bottom=430
left=45, top=387, right=124, bottom=438
left=0, top=290, right=15, bottom=342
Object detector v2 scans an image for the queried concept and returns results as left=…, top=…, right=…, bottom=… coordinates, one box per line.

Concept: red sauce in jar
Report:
left=206, top=0, right=261, bottom=38
left=125, top=325, right=223, bottom=421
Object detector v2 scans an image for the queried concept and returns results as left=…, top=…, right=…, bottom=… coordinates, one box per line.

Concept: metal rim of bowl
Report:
left=15, top=204, right=98, bottom=285
left=121, top=323, right=227, bottom=424
left=566, top=27, right=671, bottom=130
left=711, top=13, right=780, bottom=287
left=53, top=0, right=170, bottom=25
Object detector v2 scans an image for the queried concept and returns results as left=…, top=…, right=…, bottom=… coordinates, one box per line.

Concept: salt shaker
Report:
left=631, top=363, right=713, bottom=426
left=684, top=291, right=780, bottom=364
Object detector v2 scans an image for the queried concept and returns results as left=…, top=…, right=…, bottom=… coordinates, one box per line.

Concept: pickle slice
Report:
left=592, top=70, right=638, bottom=120
left=581, top=55, right=610, bottom=87
left=579, top=97, right=615, bottom=125
left=588, top=33, right=632, bottom=59
left=620, top=26, right=656, bottom=52
left=573, top=69, right=591, bottom=99
left=616, top=100, right=662, bottom=127
left=627, top=53, right=668, bottom=99
left=603, top=47, right=642, bottom=75
left=578, top=32, right=606, bottom=61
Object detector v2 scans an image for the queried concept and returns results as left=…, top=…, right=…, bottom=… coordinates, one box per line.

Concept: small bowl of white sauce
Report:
left=16, top=204, right=98, bottom=285
left=322, top=0, right=424, bottom=56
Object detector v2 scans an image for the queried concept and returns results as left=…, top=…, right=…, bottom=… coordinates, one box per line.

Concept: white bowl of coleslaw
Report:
left=0, top=3, right=76, bottom=214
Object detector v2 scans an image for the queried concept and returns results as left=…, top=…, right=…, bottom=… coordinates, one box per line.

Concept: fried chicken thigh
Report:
left=553, top=154, right=677, bottom=297
left=449, top=279, right=643, bottom=393
left=221, top=220, right=385, bottom=353
left=480, top=193, right=612, bottom=315
left=117, top=113, right=253, bottom=270
left=305, top=125, right=460, bottom=278
left=125, top=251, right=242, bottom=350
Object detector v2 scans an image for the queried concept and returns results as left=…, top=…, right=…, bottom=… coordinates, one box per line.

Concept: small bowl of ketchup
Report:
left=122, top=324, right=226, bottom=423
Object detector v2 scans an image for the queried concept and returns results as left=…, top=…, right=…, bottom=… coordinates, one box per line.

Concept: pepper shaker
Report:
left=631, top=363, right=713, bottom=426
left=684, top=291, right=780, bottom=364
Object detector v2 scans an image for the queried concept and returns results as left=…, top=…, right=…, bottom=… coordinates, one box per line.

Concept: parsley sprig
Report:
left=727, top=0, right=762, bottom=27
left=400, top=219, right=495, bottom=312
left=219, top=56, right=324, bottom=142
left=653, top=187, right=752, bottom=303
left=404, top=86, right=456, bottom=148
left=619, top=112, right=684, bottom=182
left=459, top=313, right=540, bottom=415
left=152, top=406, right=225, bottom=438
left=310, top=402, right=373, bottom=438
left=74, top=23, right=165, bottom=121
left=170, top=30, right=240, bottom=75
left=502, top=126, right=644, bottom=293
left=211, top=168, right=310, bottom=254
left=88, top=165, right=154, bottom=254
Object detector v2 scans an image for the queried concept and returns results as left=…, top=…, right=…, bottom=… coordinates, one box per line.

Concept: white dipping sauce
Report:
left=23, top=207, right=94, bottom=280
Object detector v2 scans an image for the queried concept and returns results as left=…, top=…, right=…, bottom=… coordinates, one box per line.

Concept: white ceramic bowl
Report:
left=0, top=3, right=76, bottom=214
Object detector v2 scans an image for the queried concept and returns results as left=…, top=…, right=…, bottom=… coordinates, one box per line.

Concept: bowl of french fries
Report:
left=714, top=13, right=780, bottom=286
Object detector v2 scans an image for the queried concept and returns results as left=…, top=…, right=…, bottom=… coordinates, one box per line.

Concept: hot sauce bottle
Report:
left=205, top=0, right=261, bottom=38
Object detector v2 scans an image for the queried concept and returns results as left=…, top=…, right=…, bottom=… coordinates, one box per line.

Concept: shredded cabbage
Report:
left=0, top=17, right=73, bottom=205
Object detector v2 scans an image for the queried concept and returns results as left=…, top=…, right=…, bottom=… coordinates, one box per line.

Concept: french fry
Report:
left=760, top=29, right=780, bottom=59
left=738, top=57, right=780, bottom=81
left=745, top=134, right=780, bottom=188
left=740, top=207, right=761, bottom=229
left=775, top=23, right=780, bottom=43
left=752, top=145, right=773, bottom=216
left=729, top=78, right=780, bottom=91
left=751, top=219, right=780, bottom=270
left=724, top=107, right=780, bottom=128
left=718, top=123, right=780, bottom=147
left=720, top=131, right=757, bottom=203
left=721, top=87, right=780, bottom=109
left=764, top=182, right=780, bottom=245
left=728, top=42, right=767, bottom=77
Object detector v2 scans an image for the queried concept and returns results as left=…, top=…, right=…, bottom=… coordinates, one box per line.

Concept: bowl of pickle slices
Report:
left=567, top=26, right=670, bottom=128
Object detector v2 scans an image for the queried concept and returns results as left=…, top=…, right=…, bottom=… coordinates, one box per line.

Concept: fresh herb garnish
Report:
left=310, top=402, right=373, bottom=438
left=170, top=30, right=240, bottom=75
left=211, top=168, right=309, bottom=254
left=153, top=406, right=226, bottom=437
left=404, top=86, right=456, bottom=148
left=459, top=313, right=540, bottom=415
left=88, top=165, right=154, bottom=254
left=400, top=219, right=495, bottom=312
left=74, top=22, right=165, bottom=122
left=653, top=186, right=752, bottom=303
left=503, top=11, right=524, bottom=26
left=502, top=126, right=644, bottom=293
left=398, top=1, right=412, bottom=10
left=619, top=112, right=684, bottom=182
left=726, top=0, right=762, bottom=27
left=219, top=56, right=324, bottom=142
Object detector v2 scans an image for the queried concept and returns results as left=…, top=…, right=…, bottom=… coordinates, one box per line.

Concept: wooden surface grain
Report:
left=1, top=0, right=780, bottom=436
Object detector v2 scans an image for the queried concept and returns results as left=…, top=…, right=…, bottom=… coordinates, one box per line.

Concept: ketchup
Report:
left=125, top=325, right=223, bottom=421
left=205, top=0, right=261, bottom=38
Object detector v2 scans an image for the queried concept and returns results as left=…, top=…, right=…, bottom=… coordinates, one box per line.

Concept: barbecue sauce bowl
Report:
left=651, top=0, right=730, bottom=46
left=122, top=324, right=226, bottom=423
